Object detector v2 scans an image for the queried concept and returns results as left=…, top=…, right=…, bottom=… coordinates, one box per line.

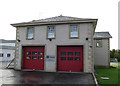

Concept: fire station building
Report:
left=11, top=15, right=111, bottom=73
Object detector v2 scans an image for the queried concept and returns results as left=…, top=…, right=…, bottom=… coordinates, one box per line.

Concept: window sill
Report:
left=26, top=38, right=34, bottom=40
left=69, top=37, right=79, bottom=39
left=47, top=38, right=55, bottom=39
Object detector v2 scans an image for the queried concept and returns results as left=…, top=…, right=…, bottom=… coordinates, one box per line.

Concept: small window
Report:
left=68, top=57, right=73, bottom=60
left=75, top=57, right=80, bottom=60
left=0, top=53, right=3, bottom=57
left=32, top=52, right=37, bottom=55
left=27, top=27, right=34, bottom=39
left=26, top=56, right=31, bottom=59
left=61, top=52, right=66, bottom=55
left=38, top=57, right=43, bottom=60
left=26, top=52, right=31, bottom=55
left=32, top=57, right=37, bottom=59
left=38, top=52, right=43, bottom=55
left=96, top=39, right=102, bottom=47
left=75, top=52, right=80, bottom=56
left=68, top=52, right=73, bottom=55
left=61, top=57, right=66, bottom=60
left=70, top=25, right=78, bottom=38
left=48, top=26, right=55, bottom=38
left=7, top=54, right=10, bottom=57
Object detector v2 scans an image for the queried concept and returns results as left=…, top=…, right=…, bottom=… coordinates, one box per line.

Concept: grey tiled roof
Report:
left=94, top=32, right=112, bottom=38
left=11, top=15, right=98, bottom=27
left=0, top=40, right=16, bottom=43
left=0, top=46, right=15, bottom=50
left=32, top=15, right=95, bottom=22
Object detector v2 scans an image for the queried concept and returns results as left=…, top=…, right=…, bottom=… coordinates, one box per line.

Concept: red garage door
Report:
left=57, top=46, right=83, bottom=72
left=23, top=46, right=44, bottom=70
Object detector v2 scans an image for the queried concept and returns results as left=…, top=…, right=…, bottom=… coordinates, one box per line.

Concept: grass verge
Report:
left=95, top=68, right=119, bottom=85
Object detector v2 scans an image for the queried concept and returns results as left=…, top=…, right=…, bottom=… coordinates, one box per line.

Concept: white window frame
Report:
left=96, top=39, right=102, bottom=47
left=47, top=26, right=55, bottom=39
left=70, top=25, right=79, bottom=38
left=26, top=27, right=34, bottom=40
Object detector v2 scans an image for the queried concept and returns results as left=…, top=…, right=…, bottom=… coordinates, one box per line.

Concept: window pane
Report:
left=0, top=53, right=3, bottom=57
left=38, top=57, right=43, bottom=60
left=61, top=57, right=66, bottom=60
left=68, top=57, right=73, bottom=60
left=26, top=52, right=31, bottom=55
left=70, top=32, right=78, bottom=37
left=38, top=52, right=43, bottom=55
left=32, top=52, right=37, bottom=55
left=68, top=52, right=73, bottom=55
left=28, top=34, right=34, bottom=39
left=27, top=27, right=34, bottom=39
left=48, top=26, right=54, bottom=32
left=61, top=52, right=66, bottom=55
left=75, top=57, right=80, bottom=60
left=48, top=33, right=55, bottom=38
left=26, top=56, right=31, bottom=59
left=96, top=40, right=102, bottom=47
left=75, top=52, right=80, bottom=56
left=32, top=57, right=37, bottom=59
left=70, top=25, right=78, bottom=37
left=48, top=26, right=55, bottom=38
left=7, top=54, right=10, bottom=57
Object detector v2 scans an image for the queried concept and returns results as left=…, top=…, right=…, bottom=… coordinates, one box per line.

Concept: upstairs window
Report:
left=96, top=39, right=102, bottom=47
left=70, top=25, right=79, bottom=38
left=27, top=27, right=34, bottom=40
left=47, top=26, right=55, bottom=38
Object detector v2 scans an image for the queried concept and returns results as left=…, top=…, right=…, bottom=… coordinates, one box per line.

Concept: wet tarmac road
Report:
left=0, top=62, right=96, bottom=85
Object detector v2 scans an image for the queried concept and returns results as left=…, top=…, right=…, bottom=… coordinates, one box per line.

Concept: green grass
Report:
left=110, top=61, right=120, bottom=67
left=110, top=61, right=120, bottom=63
left=111, top=65, right=119, bottom=67
left=95, top=68, right=119, bottom=85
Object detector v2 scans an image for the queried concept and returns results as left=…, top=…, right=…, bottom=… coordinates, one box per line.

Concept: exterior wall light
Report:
left=17, top=39, right=20, bottom=42
left=49, top=38, right=52, bottom=41
left=86, top=38, right=88, bottom=40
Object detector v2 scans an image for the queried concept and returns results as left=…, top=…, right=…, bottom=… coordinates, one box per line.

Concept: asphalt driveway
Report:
left=0, top=68, right=96, bottom=85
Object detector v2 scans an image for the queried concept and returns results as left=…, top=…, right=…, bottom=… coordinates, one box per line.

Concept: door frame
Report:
left=21, top=44, right=46, bottom=71
left=56, top=45, right=85, bottom=72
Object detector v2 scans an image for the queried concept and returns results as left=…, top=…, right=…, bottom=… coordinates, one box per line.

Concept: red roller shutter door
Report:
left=23, top=46, right=44, bottom=70
left=57, top=46, right=83, bottom=72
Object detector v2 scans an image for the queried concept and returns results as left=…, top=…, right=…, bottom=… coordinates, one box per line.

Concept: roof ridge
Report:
left=33, top=15, right=93, bottom=22
left=95, top=31, right=109, bottom=33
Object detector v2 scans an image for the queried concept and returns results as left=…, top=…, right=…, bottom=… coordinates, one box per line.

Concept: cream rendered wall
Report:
left=15, top=23, right=95, bottom=72
left=94, top=39, right=110, bottom=66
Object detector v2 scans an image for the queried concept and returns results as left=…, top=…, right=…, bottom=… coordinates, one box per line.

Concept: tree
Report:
left=110, top=49, right=120, bottom=62
left=110, top=49, right=116, bottom=58
left=110, top=51, right=114, bottom=58
left=117, top=50, right=120, bottom=62
left=118, top=55, right=120, bottom=62
left=114, top=52, right=119, bottom=58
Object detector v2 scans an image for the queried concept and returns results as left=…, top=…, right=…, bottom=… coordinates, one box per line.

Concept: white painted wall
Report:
left=0, top=43, right=15, bottom=46
left=0, top=49, right=15, bottom=62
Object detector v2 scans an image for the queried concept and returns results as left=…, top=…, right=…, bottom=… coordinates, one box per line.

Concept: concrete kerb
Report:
left=92, top=73, right=99, bottom=86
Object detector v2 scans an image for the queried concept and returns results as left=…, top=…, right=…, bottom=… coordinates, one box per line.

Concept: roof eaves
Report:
left=11, top=19, right=98, bottom=27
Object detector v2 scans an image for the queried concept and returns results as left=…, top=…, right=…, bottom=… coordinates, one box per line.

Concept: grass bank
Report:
left=95, top=68, right=119, bottom=85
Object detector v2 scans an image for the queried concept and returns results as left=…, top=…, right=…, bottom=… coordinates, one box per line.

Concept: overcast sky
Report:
left=0, top=0, right=119, bottom=50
